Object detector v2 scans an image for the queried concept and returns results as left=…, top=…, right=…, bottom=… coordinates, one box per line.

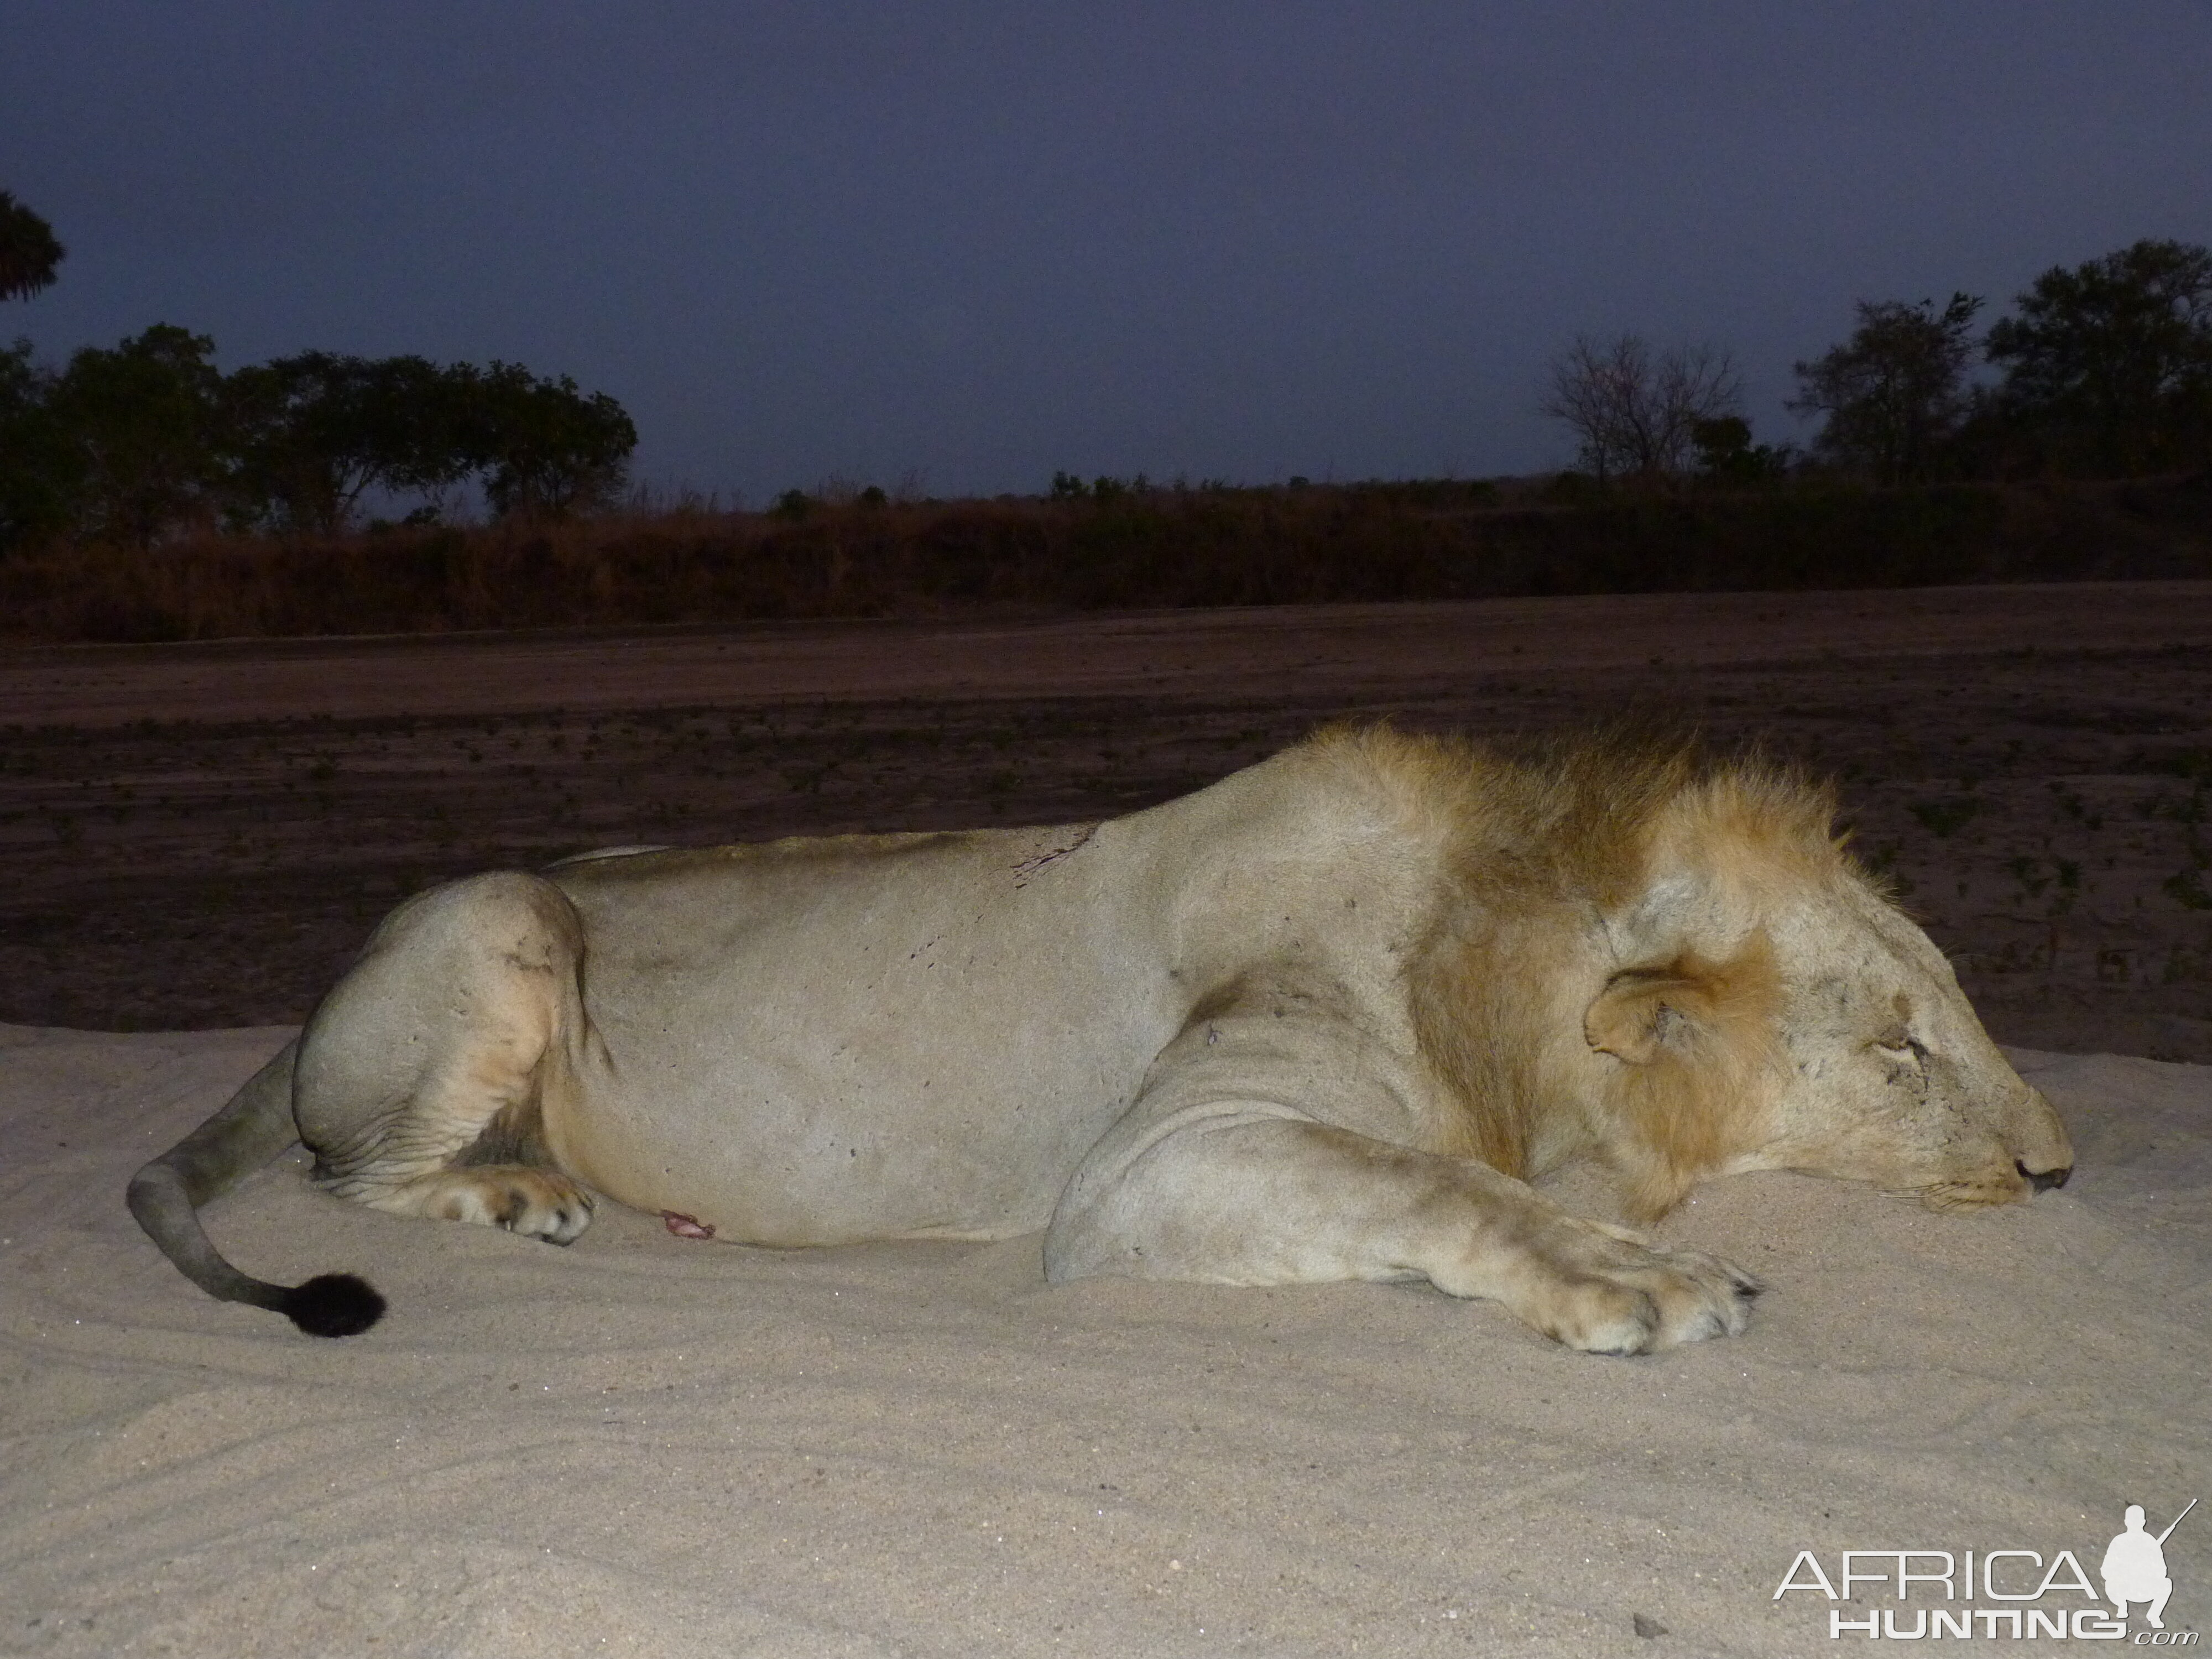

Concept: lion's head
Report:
left=1391, top=729, right=2075, bottom=1222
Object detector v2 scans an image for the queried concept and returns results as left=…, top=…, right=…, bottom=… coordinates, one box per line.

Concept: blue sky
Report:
left=6, top=2, right=2210, bottom=503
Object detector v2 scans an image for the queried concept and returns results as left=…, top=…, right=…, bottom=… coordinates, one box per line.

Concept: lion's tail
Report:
left=126, top=1040, right=385, bottom=1337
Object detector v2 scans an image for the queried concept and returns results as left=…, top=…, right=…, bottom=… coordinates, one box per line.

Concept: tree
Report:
left=1788, top=294, right=1982, bottom=483
left=225, top=354, right=637, bottom=530
left=1689, top=415, right=1792, bottom=484
left=47, top=325, right=227, bottom=545
left=2, top=325, right=638, bottom=545
left=463, top=363, right=637, bottom=519
left=1984, top=239, right=2212, bottom=476
left=0, top=340, right=75, bottom=552
left=0, top=192, right=65, bottom=302
left=1540, top=334, right=1743, bottom=483
left=226, top=352, right=474, bottom=533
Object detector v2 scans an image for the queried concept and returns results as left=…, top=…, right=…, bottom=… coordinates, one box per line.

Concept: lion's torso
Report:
left=539, top=753, right=1454, bottom=1243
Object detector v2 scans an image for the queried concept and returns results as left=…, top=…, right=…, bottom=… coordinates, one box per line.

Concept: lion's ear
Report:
left=1584, top=937, right=1776, bottom=1066
left=1584, top=966, right=1713, bottom=1064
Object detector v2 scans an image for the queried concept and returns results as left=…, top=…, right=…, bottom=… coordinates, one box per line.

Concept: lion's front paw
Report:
left=1521, top=1220, right=1760, bottom=1355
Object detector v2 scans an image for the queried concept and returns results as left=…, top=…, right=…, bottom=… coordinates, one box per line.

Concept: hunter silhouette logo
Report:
left=2105, top=1501, right=2193, bottom=1631
left=1774, top=1498, right=2199, bottom=1641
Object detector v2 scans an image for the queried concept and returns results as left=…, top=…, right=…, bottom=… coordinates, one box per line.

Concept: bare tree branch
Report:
left=1540, top=333, right=1741, bottom=482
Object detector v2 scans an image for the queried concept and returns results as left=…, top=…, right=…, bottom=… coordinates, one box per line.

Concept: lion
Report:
left=128, top=726, right=2074, bottom=1355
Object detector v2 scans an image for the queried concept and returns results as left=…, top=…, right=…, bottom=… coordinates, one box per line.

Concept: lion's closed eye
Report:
left=1871, top=1030, right=1925, bottom=1067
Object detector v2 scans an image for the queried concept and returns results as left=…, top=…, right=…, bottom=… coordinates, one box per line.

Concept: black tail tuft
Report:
left=281, top=1273, right=387, bottom=1338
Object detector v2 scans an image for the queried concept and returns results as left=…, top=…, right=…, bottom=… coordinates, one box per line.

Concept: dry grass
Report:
left=3, top=477, right=2208, bottom=644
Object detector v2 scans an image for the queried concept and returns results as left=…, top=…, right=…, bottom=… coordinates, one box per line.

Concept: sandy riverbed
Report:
left=2, top=586, right=2207, bottom=1656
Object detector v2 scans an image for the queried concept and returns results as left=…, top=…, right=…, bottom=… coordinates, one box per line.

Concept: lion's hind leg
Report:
left=295, top=871, right=599, bottom=1248
left=351, top=1165, right=594, bottom=1243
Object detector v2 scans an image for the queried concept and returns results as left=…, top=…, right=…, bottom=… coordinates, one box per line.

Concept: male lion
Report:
left=129, top=727, right=2072, bottom=1355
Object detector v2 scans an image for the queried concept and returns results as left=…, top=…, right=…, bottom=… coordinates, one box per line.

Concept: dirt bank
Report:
left=4, top=582, right=2209, bottom=1058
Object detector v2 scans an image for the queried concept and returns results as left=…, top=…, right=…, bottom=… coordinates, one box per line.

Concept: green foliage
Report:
left=0, top=191, right=65, bottom=302
left=1984, top=239, right=2212, bottom=477
left=0, top=338, right=75, bottom=549
left=2163, top=868, right=2211, bottom=911
left=466, top=363, right=637, bottom=520
left=46, top=324, right=228, bottom=547
left=1910, top=797, right=1984, bottom=838
left=1690, top=416, right=1792, bottom=484
left=0, top=329, right=637, bottom=551
left=1790, top=295, right=1983, bottom=483
left=226, top=353, right=473, bottom=534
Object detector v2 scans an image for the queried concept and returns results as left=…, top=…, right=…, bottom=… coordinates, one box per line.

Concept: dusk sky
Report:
left=7, top=3, right=2210, bottom=504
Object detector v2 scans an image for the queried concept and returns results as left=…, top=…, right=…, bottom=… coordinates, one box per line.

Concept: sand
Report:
left=3, top=588, right=2208, bottom=1655
left=1, top=1026, right=2205, bottom=1657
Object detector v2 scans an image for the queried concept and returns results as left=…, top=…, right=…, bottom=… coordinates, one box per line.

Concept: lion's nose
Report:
left=2017, top=1159, right=2070, bottom=1193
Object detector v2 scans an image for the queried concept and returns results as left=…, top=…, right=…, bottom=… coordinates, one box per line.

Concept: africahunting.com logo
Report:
left=1775, top=1500, right=2198, bottom=1642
